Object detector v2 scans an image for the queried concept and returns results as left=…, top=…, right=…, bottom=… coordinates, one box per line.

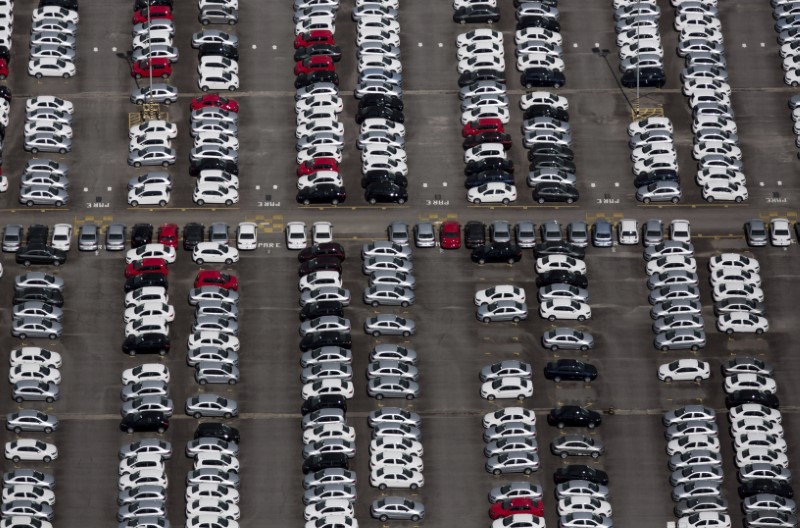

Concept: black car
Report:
left=359, top=94, right=403, bottom=112
left=534, top=241, right=585, bottom=259
left=299, top=331, right=352, bottom=352
left=524, top=104, right=569, bottom=122
left=520, top=67, right=565, bottom=89
left=532, top=182, right=579, bottom=203
left=124, top=273, right=168, bottom=293
left=361, top=170, right=408, bottom=189
left=198, top=43, right=239, bottom=61
left=293, top=44, right=342, bottom=63
left=297, top=184, right=346, bottom=205
left=298, top=242, right=346, bottom=263
left=189, top=158, right=239, bottom=176
left=131, top=223, right=153, bottom=248
left=553, top=465, right=609, bottom=486
left=547, top=406, right=602, bottom=429
left=120, top=411, right=169, bottom=434
left=528, top=154, right=576, bottom=172
left=40, top=0, right=79, bottom=10
left=464, top=221, right=486, bottom=248
left=544, top=359, right=598, bottom=382
left=621, top=67, right=665, bottom=89
left=26, top=225, right=49, bottom=245
left=134, top=0, right=171, bottom=9
left=536, top=270, right=588, bottom=289
left=365, top=182, right=408, bottom=204
left=299, top=301, right=345, bottom=322
left=16, top=245, right=67, bottom=267
left=0, top=85, right=10, bottom=102
left=725, top=390, right=780, bottom=410
left=453, top=5, right=500, bottom=23
left=194, top=422, right=240, bottom=444
left=517, top=15, right=560, bottom=32
left=301, top=394, right=348, bottom=415
left=738, top=479, right=794, bottom=499
left=458, top=69, right=505, bottom=88
left=183, top=223, right=205, bottom=250
left=302, top=453, right=348, bottom=474
left=464, top=169, right=514, bottom=189
left=299, top=257, right=343, bottom=277
left=471, top=242, right=523, bottom=264
left=465, top=157, right=514, bottom=176
left=633, top=169, right=680, bottom=188
left=527, top=144, right=574, bottom=161
left=122, top=333, right=170, bottom=356
left=13, top=288, right=64, bottom=307
left=355, top=106, right=404, bottom=125
left=463, top=132, right=513, bottom=150
left=0, top=47, right=7, bottom=63
left=295, top=70, right=339, bottom=89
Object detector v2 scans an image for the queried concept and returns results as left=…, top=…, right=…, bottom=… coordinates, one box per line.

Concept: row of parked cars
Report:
left=613, top=0, right=667, bottom=88
left=27, top=0, right=79, bottom=80
left=772, top=0, right=800, bottom=86
left=627, top=115, right=681, bottom=202
left=21, top=97, right=74, bottom=208
left=189, top=95, right=241, bottom=206
left=196, top=0, right=240, bottom=92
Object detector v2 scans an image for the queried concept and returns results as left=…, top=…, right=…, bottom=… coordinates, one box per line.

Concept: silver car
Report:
left=186, top=437, right=239, bottom=458
left=30, top=31, right=76, bottom=48
left=368, top=407, right=422, bottom=428
left=369, top=270, right=416, bottom=289
left=364, top=315, right=415, bottom=337
left=117, top=485, right=167, bottom=506
left=106, top=223, right=126, bottom=251
left=19, top=185, right=68, bottom=207
left=484, top=437, right=538, bottom=457
left=185, top=394, right=238, bottom=418
left=303, top=468, right=357, bottom=490
left=24, top=132, right=72, bottom=154
left=196, top=362, right=240, bottom=385
left=3, top=469, right=56, bottom=490
left=647, top=270, right=699, bottom=289
left=485, top=451, right=541, bottom=475
left=128, top=172, right=172, bottom=191
left=303, top=438, right=356, bottom=460
left=363, top=256, right=413, bottom=275
left=362, top=240, right=412, bottom=259
left=372, top=422, right=422, bottom=441
left=118, top=438, right=173, bottom=460
left=196, top=300, right=239, bottom=320
left=413, top=222, right=435, bottom=248
left=653, top=313, right=704, bottom=333
left=370, top=497, right=425, bottom=522
left=128, top=146, right=177, bottom=167
left=636, top=180, right=682, bottom=203
left=363, top=285, right=414, bottom=307
left=515, top=221, right=537, bottom=248
left=477, top=301, right=528, bottom=323
left=303, top=484, right=357, bottom=506
left=30, top=44, right=76, bottom=61
left=654, top=329, right=707, bottom=351
left=121, top=396, right=174, bottom=418
left=5, top=410, right=59, bottom=434
left=12, top=380, right=60, bottom=403
left=78, top=223, right=99, bottom=251
left=668, top=450, right=722, bottom=472
left=551, top=435, right=604, bottom=459
left=301, top=362, right=353, bottom=383
left=21, top=172, right=69, bottom=189
left=3, top=224, right=23, bottom=252
left=541, top=327, right=594, bottom=351
left=187, top=347, right=239, bottom=368
left=367, top=361, right=419, bottom=381
left=186, top=468, right=240, bottom=489
left=191, top=29, right=239, bottom=48
left=479, top=360, right=533, bottom=382
left=199, top=6, right=238, bottom=24
left=11, top=318, right=63, bottom=339
left=192, top=316, right=239, bottom=336
left=663, top=405, right=716, bottom=427
left=671, top=480, right=722, bottom=502
left=120, top=380, right=169, bottom=402
left=651, top=299, right=702, bottom=319
left=367, top=377, right=420, bottom=400
left=14, top=273, right=64, bottom=292
left=369, top=344, right=417, bottom=364
left=188, top=287, right=240, bottom=306
left=643, top=240, right=695, bottom=261
left=130, top=83, right=178, bottom=105
left=538, top=284, right=589, bottom=302
left=300, top=347, right=352, bottom=368
left=490, top=220, right=513, bottom=243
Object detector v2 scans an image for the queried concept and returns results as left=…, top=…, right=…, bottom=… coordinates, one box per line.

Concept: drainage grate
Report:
left=95, top=196, right=102, bottom=203
left=264, top=194, right=271, bottom=201
left=434, top=194, right=442, bottom=200
left=773, top=191, right=781, bottom=198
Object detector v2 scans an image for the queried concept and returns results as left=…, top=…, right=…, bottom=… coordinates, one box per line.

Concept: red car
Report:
left=124, top=258, right=169, bottom=279
left=194, top=270, right=239, bottom=291
left=131, top=58, right=172, bottom=79
left=488, top=499, right=544, bottom=520
left=439, top=220, right=462, bottom=249
left=157, top=224, right=179, bottom=248
left=462, top=118, right=504, bottom=138
left=190, top=94, right=239, bottom=113
left=297, top=157, right=339, bottom=176
left=294, top=30, right=335, bottom=49
left=294, top=55, right=334, bottom=76
left=132, top=6, right=172, bottom=24
left=0, top=58, right=8, bottom=80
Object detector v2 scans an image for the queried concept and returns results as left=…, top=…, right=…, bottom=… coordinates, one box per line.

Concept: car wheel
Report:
left=665, top=376, right=673, bottom=382
left=726, top=328, right=734, bottom=335
left=794, top=81, right=799, bottom=87
left=164, top=99, right=172, bottom=105
left=44, top=427, right=53, bottom=434
left=63, top=73, right=70, bottom=79
left=194, top=412, right=202, bottom=419
left=35, top=73, right=43, bottom=79
left=157, top=426, right=165, bottom=433
left=588, top=422, right=596, bottom=429
left=401, top=301, right=409, bottom=308
left=524, top=468, right=533, bottom=475
left=706, top=196, right=714, bottom=203
left=372, top=331, right=380, bottom=337
left=690, top=345, right=699, bottom=351
left=512, top=316, right=520, bottom=323
left=369, top=198, right=377, bottom=204
left=459, top=19, right=466, bottom=24
left=560, top=452, right=568, bottom=459
left=380, top=515, right=389, bottom=522
left=756, top=328, right=764, bottom=335
left=551, top=345, right=559, bottom=351
left=14, top=397, right=23, bottom=403
left=735, top=196, right=744, bottom=203
left=578, top=315, right=586, bottom=321
left=136, top=99, right=144, bottom=105
left=473, top=198, right=481, bottom=204
left=43, top=456, right=51, bottom=463
left=478, top=258, right=486, bottom=264
left=229, top=85, right=236, bottom=91
left=159, top=200, right=167, bottom=207
left=127, top=427, right=135, bottom=433
left=199, top=379, right=207, bottom=386
left=482, top=317, right=491, bottom=323
left=591, top=452, right=600, bottom=459
left=379, top=483, right=387, bottom=490
left=502, top=198, right=510, bottom=205
left=225, top=258, right=233, bottom=265
left=402, top=331, right=411, bottom=337
left=134, top=162, right=142, bottom=168
left=375, top=393, right=384, bottom=400
left=195, top=258, right=204, bottom=265
left=224, top=199, right=233, bottom=206
left=202, top=19, right=210, bottom=25
left=58, top=148, right=67, bottom=154
left=553, top=376, right=561, bottom=383
left=228, top=379, right=236, bottom=385
left=55, top=200, right=64, bottom=207
left=406, top=394, right=414, bottom=400
left=410, top=483, right=419, bottom=490
left=18, top=333, right=26, bottom=339
left=224, top=412, right=233, bottom=419
left=302, top=199, right=311, bottom=205
left=131, top=200, right=139, bottom=207
left=643, top=197, right=651, bottom=204
left=671, top=197, right=679, bottom=204
left=548, top=315, right=556, bottom=321
left=553, top=82, right=562, bottom=89
left=487, top=395, right=495, bottom=401
left=49, top=334, right=57, bottom=340
left=31, top=147, right=39, bottom=154
left=538, top=197, right=546, bottom=204
left=13, top=427, right=21, bottom=434
left=23, top=260, right=31, bottom=266
left=161, top=161, right=170, bottom=167
left=584, top=376, right=593, bottom=383
left=196, top=199, right=205, bottom=206
left=397, top=198, right=406, bottom=204
left=202, top=86, right=210, bottom=92
left=557, top=422, right=565, bottom=429
left=411, top=515, right=420, bottom=522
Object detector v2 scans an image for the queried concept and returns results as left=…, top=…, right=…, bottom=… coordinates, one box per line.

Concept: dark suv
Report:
left=302, top=453, right=348, bottom=474
left=544, top=359, right=598, bottom=383
left=122, top=333, right=170, bottom=356
left=470, top=242, right=522, bottom=264
left=183, top=223, right=205, bottom=250
left=13, top=288, right=64, bottom=307
left=299, top=301, right=344, bottom=322
left=521, top=67, right=565, bottom=89
left=189, top=159, right=239, bottom=177
left=298, top=243, right=345, bottom=263
left=26, top=224, right=49, bottom=245
left=464, top=221, right=486, bottom=248
left=622, top=67, right=665, bottom=89
left=299, top=331, right=352, bottom=352
left=131, top=223, right=153, bottom=248
left=301, top=394, right=347, bottom=415
left=547, top=406, right=602, bottom=429
left=124, top=273, right=168, bottom=293
left=194, top=422, right=240, bottom=444
left=553, top=465, right=609, bottom=485
left=535, top=270, right=588, bottom=289
left=120, top=411, right=169, bottom=434
left=198, top=43, right=239, bottom=61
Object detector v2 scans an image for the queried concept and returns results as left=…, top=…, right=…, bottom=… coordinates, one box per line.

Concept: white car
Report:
left=361, top=117, right=405, bottom=137
left=357, top=54, right=402, bottom=74
left=193, top=183, right=239, bottom=206
left=33, top=6, right=79, bottom=23
left=474, top=285, right=526, bottom=306
left=192, top=242, right=240, bottom=265
left=631, top=142, right=676, bottom=163
left=457, top=28, right=502, bottom=48
left=28, top=57, right=76, bottom=79
left=628, top=116, right=673, bottom=137
left=362, top=155, right=408, bottom=175
left=198, top=56, right=239, bottom=75
left=124, top=316, right=169, bottom=338
left=658, top=359, right=710, bottom=382
left=128, top=183, right=170, bottom=207
left=480, top=377, right=534, bottom=401
left=693, top=141, right=741, bottom=161
left=297, top=145, right=342, bottom=164
left=286, top=222, right=307, bottom=249
left=9, top=364, right=61, bottom=385
left=702, top=182, right=748, bottom=203
left=557, top=496, right=613, bottom=518
left=302, top=379, right=355, bottom=400
left=724, top=374, right=777, bottom=395
left=297, top=119, right=343, bottom=139
left=620, top=39, right=663, bottom=60
left=464, top=143, right=507, bottom=164
left=26, top=96, right=74, bottom=115
left=2, top=484, right=57, bottom=506
left=313, top=222, right=333, bottom=243
left=716, top=312, right=768, bottom=335
left=734, top=432, right=787, bottom=453
left=303, top=423, right=356, bottom=445
left=299, top=271, right=342, bottom=292
left=735, top=447, right=788, bottom=469
left=125, top=287, right=169, bottom=309
left=708, top=253, right=760, bottom=274
left=24, top=120, right=73, bottom=139
left=124, top=302, right=175, bottom=324
left=683, top=79, right=731, bottom=97
left=729, top=404, right=782, bottom=424
left=370, top=466, right=424, bottom=490
left=9, top=347, right=63, bottom=369
left=185, top=483, right=240, bottom=504
left=295, top=16, right=335, bottom=36
left=646, top=256, right=698, bottom=276
left=457, top=40, right=504, bottom=61
left=304, top=500, right=355, bottom=522
left=516, top=53, right=565, bottom=72
left=236, top=222, right=258, bottom=250
left=297, top=171, right=343, bottom=190
left=731, top=417, right=784, bottom=438
left=633, top=154, right=679, bottom=175
left=125, top=244, right=176, bottom=264
left=5, top=440, right=58, bottom=463
left=482, top=407, right=537, bottom=428
left=535, top=255, right=587, bottom=275
left=770, top=218, right=792, bottom=246
left=539, top=299, right=591, bottom=321
left=695, top=167, right=746, bottom=186
left=666, top=434, right=721, bottom=456
left=709, top=267, right=761, bottom=287
left=121, top=363, right=170, bottom=385
left=186, top=499, right=241, bottom=521
left=194, top=131, right=240, bottom=151
left=358, top=28, right=401, bottom=47
left=461, top=105, right=510, bottom=124
left=50, top=223, right=72, bottom=251
left=296, top=95, right=343, bottom=115
left=370, top=450, right=424, bottom=472
left=516, top=26, right=562, bottom=46
left=467, top=182, right=517, bottom=204
left=198, top=171, right=239, bottom=190
left=457, top=53, right=505, bottom=74
left=712, top=281, right=764, bottom=303
left=188, top=331, right=240, bottom=353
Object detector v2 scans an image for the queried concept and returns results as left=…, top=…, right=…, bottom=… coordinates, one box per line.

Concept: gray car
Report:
left=128, top=172, right=172, bottom=191
left=484, top=437, right=538, bottom=457
left=369, top=270, right=416, bottom=289
left=5, top=410, right=59, bottom=434
left=655, top=329, right=707, bottom=351
left=14, top=272, right=65, bottom=292
left=117, top=499, right=167, bottom=522
left=19, top=185, right=68, bottom=207
left=196, top=300, right=239, bottom=320
left=3, top=470, right=55, bottom=490
left=742, top=494, right=796, bottom=515
left=541, top=327, right=594, bottom=351
left=485, top=451, right=541, bottom=475
left=490, top=483, right=544, bottom=504
left=671, top=480, right=723, bottom=502
left=31, top=17, right=77, bottom=34
left=24, top=132, right=72, bottom=154
left=3, top=224, right=23, bottom=252
left=12, top=303, right=63, bottom=323
left=637, top=181, right=682, bottom=203
left=363, top=285, right=414, bottom=307
left=370, top=496, right=425, bottom=522
left=21, top=172, right=69, bottom=189
left=191, top=29, right=239, bottom=48
left=130, top=83, right=178, bottom=105
left=372, top=422, right=422, bottom=441
left=413, top=222, right=435, bottom=248
left=541, top=220, right=562, bottom=241
left=12, top=380, right=60, bottom=403
left=2, top=500, right=54, bottom=521
left=26, top=109, right=71, bottom=125
left=387, top=222, right=410, bottom=246
left=186, top=468, right=240, bottom=489
left=362, top=240, right=412, bottom=259
left=364, top=315, right=416, bottom=337
left=642, top=219, right=664, bottom=246
left=121, top=396, right=174, bottom=418
left=649, top=285, right=700, bottom=305
left=367, top=407, right=422, bottom=428
left=209, top=222, right=230, bottom=243
left=195, top=362, right=240, bottom=385
left=647, top=270, right=699, bottom=289
left=199, top=5, right=238, bottom=24
left=121, top=380, right=169, bottom=402
left=479, top=360, right=533, bottom=382
left=367, top=360, right=419, bottom=381
left=745, top=219, right=769, bottom=247
left=490, top=220, right=512, bottom=243
left=513, top=221, right=536, bottom=248
left=119, top=438, right=172, bottom=460
left=363, top=256, right=413, bottom=275
left=567, top=221, right=589, bottom=247
left=192, top=316, right=239, bottom=336
left=11, top=317, right=63, bottom=339
left=303, top=484, right=357, bottom=506
left=663, top=405, right=716, bottom=427
left=106, top=223, right=126, bottom=251
left=367, top=376, right=420, bottom=400
left=668, top=450, right=723, bottom=472
left=188, top=287, right=240, bottom=306
left=651, top=299, right=702, bottom=319
left=128, top=146, right=177, bottom=168
left=644, top=240, right=695, bottom=261
left=30, top=44, right=76, bottom=61
left=538, top=284, right=589, bottom=302
left=301, top=362, right=353, bottom=383
left=302, top=408, right=346, bottom=430
left=300, top=347, right=352, bottom=368
left=653, top=313, right=704, bottom=333
left=369, top=344, right=417, bottom=364
left=477, top=301, right=528, bottom=323
left=185, top=394, right=238, bottom=418
left=30, top=31, right=76, bottom=48
left=665, top=421, right=719, bottom=441
left=303, top=468, right=357, bottom=490
left=722, top=357, right=773, bottom=377
left=186, top=437, right=239, bottom=458
left=78, top=223, right=99, bottom=251
left=187, top=347, right=239, bottom=368
left=117, top=485, right=167, bottom=506
left=551, top=435, right=604, bottom=459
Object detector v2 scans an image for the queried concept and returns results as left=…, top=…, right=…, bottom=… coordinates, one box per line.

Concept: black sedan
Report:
left=725, top=390, right=779, bottom=410
left=293, top=44, right=342, bottom=62
left=298, top=256, right=343, bottom=276
left=463, top=132, right=512, bottom=150
left=465, top=169, right=515, bottom=189
left=547, top=406, right=602, bottom=429
left=299, top=301, right=345, bottom=322
left=470, top=242, right=522, bottom=264
left=356, top=105, right=404, bottom=124
left=120, top=411, right=169, bottom=434
left=634, top=169, right=680, bottom=188
left=15, top=245, right=66, bottom=267
left=189, top=158, right=239, bottom=177
left=122, top=333, right=171, bottom=356
left=365, top=182, right=407, bottom=204
left=534, top=241, right=585, bottom=259
left=13, top=288, right=64, bottom=307
left=124, top=273, right=168, bottom=293
left=738, top=479, right=794, bottom=499
left=298, top=242, right=346, bottom=262
left=527, top=144, right=573, bottom=161
left=524, top=105, right=569, bottom=122
left=299, top=331, right=352, bottom=352
left=553, top=465, right=609, bottom=485
left=361, top=171, right=407, bottom=189
left=453, top=5, right=500, bottom=23
left=535, top=270, right=588, bottom=289
left=517, top=15, right=560, bottom=32
left=520, top=67, right=565, bottom=89
left=359, top=94, right=403, bottom=112
left=532, top=182, right=579, bottom=203
left=465, top=157, right=514, bottom=176
left=544, top=359, right=598, bottom=383
left=296, top=184, right=346, bottom=205
left=528, top=155, right=576, bottom=173
left=295, top=70, right=339, bottom=89
left=458, top=69, right=505, bottom=88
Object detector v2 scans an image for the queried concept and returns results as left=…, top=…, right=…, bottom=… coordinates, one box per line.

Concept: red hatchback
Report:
left=294, top=55, right=334, bottom=76
left=488, top=498, right=544, bottom=520
left=195, top=270, right=239, bottom=291
left=462, top=118, right=504, bottom=138
left=297, top=157, right=339, bottom=176
left=132, top=6, right=172, bottom=24
left=131, top=58, right=171, bottom=79
left=294, top=30, right=335, bottom=49
left=190, top=94, right=239, bottom=113
left=0, top=59, right=8, bottom=80
left=439, top=220, right=462, bottom=249
left=157, top=224, right=179, bottom=248
left=125, top=258, right=169, bottom=279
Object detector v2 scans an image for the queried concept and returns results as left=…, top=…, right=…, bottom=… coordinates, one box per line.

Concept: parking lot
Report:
left=0, top=0, right=799, bottom=527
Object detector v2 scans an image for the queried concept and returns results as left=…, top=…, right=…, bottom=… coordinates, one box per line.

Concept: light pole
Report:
left=591, top=47, right=636, bottom=116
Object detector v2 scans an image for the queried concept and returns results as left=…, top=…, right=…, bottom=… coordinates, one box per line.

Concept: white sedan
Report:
left=296, top=95, right=343, bottom=115
left=716, top=312, right=768, bottom=334
left=557, top=496, right=613, bottom=518
left=33, top=6, right=79, bottom=23
left=461, top=105, right=510, bottom=124
left=301, top=379, right=355, bottom=400
left=535, top=255, right=587, bottom=275
left=474, top=285, right=526, bottom=306
left=129, top=119, right=177, bottom=139
left=121, top=363, right=170, bottom=385
left=9, top=347, right=62, bottom=369
left=185, top=483, right=240, bottom=504
left=628, top=116, right=674, bottom=137
left=712, top=281, right=764, bottom=303
left=539, top=299, right=591, bottom=321
left=26, top=95, right=74, bottom=115
left=50, top=223, right=72, bottom=251
left=729, top=404, right=782, bottom=425
left=658, top=359, right=711, bottom=382
left=702, top=182, right=748, bottom=203
left=194, top=131, right=239, bottom=151
left=124, top=302, right=175, bottom=324
left=370, top=466, right=424, bottom=490
left=457, top=53, right=505, bottom=74
left=482, top=407, right=537, bottom=428
left=192, top=242, right=240, bottom=265
left=457, top=28, right=502, bottom=48
left=480, top=377, right=534, bottom=401
left=735, top=447, right=788, bottom=469
left=9, top=364, right=61, bottom=385
left=297, top=171, right=343, bottom=190
left=128, top=183, right=171, bottom=207
left=464, top=143, right=507, bottom=164
left=28, top=57, right=76, bottom=79
left=125, top=244, right=177, bottom=264
left=5, top=439, right=58, bottom=463
left=646, top=256, right=698, bottom=276
left=708, top=253, right=760, bottom=273
left=302, top=423, right=356, bottom=445
left=236, top=222, right=258, bottom=250
left=124, top=316, right=168, bottom=338
left=193, top=183, right=239, bottom=206
left=467, top=182, right=517, bottom=204
left=695, top=167, right=746, bottom=186
left=200, top=70, right=239, bottom=92
left=286, top=222, right=307, bottom=250
left=724, top=374, right=777, bottom=394
left=666, top=434, right=721, bottom=456
left=313, top=222, right=333, bottom=244
left=198, top=171, right=239, bottom=190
